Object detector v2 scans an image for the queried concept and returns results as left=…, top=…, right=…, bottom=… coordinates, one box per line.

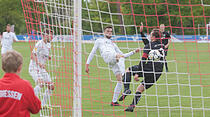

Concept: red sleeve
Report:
left=25, top=81, right=41, bottom=114
left=142, top=53, right=148, bottom=59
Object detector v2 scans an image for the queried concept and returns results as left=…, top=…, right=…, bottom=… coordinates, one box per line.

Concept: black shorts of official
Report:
left=129, top=65, right=162, bottom=90
left=165, top=47, right=169, bottom=56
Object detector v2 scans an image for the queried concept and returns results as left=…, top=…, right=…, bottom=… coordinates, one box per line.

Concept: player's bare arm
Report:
left=85, top=64, right=89, bottom=73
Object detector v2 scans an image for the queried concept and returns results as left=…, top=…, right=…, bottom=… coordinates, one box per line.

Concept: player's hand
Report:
left=42, top=65, right=46, bottom=69
left=140, top=22, right=143, bottom=32
left=85, top=64, right=89, bottom=73
left=48, top=56, right=51, bottom=60
left=134, top=74, right=139, bottom=81
left=135, top=48, right=140, bottom=53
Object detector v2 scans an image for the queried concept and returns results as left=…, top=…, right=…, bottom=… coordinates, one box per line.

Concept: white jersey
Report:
left=1, top=32, right=18, bottom=49
left=86, top=37, right=135, bottom=65
left=31, top=40, right=51, bottom=65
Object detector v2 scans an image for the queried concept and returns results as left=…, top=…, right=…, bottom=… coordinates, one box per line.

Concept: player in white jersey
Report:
left=29, top=29, right=54, bottom=108
left=85, top=26, right=139, bottom=106
left=1, top=24, right=18, bottom=55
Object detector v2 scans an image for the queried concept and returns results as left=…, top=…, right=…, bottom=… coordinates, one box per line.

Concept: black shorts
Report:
left=129, top=65, right=162, bottom=89
left=142, top=73, right=162, bottom=89
left=129, top=65, right=143, bottom=77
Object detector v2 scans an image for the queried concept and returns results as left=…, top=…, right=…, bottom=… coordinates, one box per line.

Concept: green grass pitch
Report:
left=1, top=42, right=210, bottom=117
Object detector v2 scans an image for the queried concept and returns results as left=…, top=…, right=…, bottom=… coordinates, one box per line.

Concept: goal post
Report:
left=207, top=23, right=210, bottom=40
left=73, top=0, right=82, bottom=117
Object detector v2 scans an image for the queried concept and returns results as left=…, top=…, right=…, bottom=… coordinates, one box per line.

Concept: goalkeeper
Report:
left=118, top=29, right=165, bottom=112
left=29, top=29, right=54, bottom=108
left=85, top=26, right=139, bottom=106
left=140, top=23, right=171, bottom=72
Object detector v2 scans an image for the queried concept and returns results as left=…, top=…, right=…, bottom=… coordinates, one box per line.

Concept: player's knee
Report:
left=116, top=74, right=122, bottom=81
left=36, top=78, right=44, bottom=88
left=137, top=84, right=144, bottom=93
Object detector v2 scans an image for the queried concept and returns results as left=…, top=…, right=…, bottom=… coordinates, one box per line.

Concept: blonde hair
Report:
left=2, top=50, right=23, bottom=73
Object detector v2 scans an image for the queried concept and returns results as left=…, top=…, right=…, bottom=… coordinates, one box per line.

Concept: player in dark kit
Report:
left=119, top=29, right=165, bottom=112
left=139, top=23, right=171, bottom=72
left=160, top=24, right=171, bottom=72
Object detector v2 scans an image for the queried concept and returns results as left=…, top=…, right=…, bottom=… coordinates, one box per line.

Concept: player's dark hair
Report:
left=104, top=26, right=112, bottom=31
left=152, top=29, right=161, bottom=42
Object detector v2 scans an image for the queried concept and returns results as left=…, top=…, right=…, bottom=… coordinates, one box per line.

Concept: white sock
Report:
left=34, top=85, right=41, bottom=97
left=118, top=58, right=125, bottom=75
left=42, top=89, right=52, bottom=106
left=112, top=82, right=122, bottom=102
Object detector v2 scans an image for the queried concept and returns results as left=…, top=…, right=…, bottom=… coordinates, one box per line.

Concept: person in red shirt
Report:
left=0, top=50, right=41, bottom=117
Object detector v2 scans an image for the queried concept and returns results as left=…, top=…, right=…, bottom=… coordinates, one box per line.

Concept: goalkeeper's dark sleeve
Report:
left=140, top=32, right=149, bottom=45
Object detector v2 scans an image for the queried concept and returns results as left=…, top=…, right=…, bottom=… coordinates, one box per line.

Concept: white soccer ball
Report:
left=148, top=50, right=162, bottom=61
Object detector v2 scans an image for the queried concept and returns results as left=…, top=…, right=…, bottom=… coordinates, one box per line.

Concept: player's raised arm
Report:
left=139, top=22, right=149, bottom=45
left=85, top=39, right=99, bottom=73
left=164, top=31, right=171, bottom=49
left=113, top=43, right=139, bottom=58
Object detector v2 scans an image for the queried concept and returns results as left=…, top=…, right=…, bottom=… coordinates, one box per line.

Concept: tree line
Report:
left=82, top=0, right=210, bottom=35
left=1, top=0, right=209, bottom=35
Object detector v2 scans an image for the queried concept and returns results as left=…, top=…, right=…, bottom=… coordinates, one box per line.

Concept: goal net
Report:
left=21, top=0, right=210, bottom=117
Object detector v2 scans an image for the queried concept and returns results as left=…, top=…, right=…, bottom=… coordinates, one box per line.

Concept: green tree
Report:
left=83, top=0, right=210, bottom=35
left=0, top=0, right=26, bottom=34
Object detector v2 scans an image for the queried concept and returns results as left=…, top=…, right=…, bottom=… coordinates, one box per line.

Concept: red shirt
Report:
left=0, top=73, right=41, bottom=117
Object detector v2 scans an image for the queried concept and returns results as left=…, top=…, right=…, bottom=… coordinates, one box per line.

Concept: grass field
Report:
left=1, top=42, right=210, bottom=117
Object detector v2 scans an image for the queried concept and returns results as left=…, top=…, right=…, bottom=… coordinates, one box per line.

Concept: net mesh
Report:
left=21, top=0, right=210, bottom=117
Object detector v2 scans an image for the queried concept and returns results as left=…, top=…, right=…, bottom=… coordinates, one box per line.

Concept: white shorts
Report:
left=109, top=57, right=125, bottom=75
left=29, top=60, right=51, bottom=83
left=102, top=51, right=117, bottom=65
left=1, top=47, right=12, bottom=55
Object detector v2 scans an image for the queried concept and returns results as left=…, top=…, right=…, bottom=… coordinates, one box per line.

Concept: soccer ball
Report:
left=148, top=50, right=162, bottom=61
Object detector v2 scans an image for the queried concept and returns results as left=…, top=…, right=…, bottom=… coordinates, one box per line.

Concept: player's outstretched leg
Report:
left=34, top=78, right=44, bottom=97
left=111, top=73, right=123, bottom=106
left=42, top=89, right=51, bottom=105
left=125, top=105, right=135, bottom=112
left=119, top=89, right=131, bottom=101
left=125, top=92, right=141, bottom=112
left=34, top=85, right=41, bottom=97
left=119, top=71, right=132, bottom=101
left=165, top=60, right=169, bottom=72
left=111, top=81, right=122, bottom=106
left=125, top=84, right=144, bottom=112
left=42, top=82, right=54, bottom=107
